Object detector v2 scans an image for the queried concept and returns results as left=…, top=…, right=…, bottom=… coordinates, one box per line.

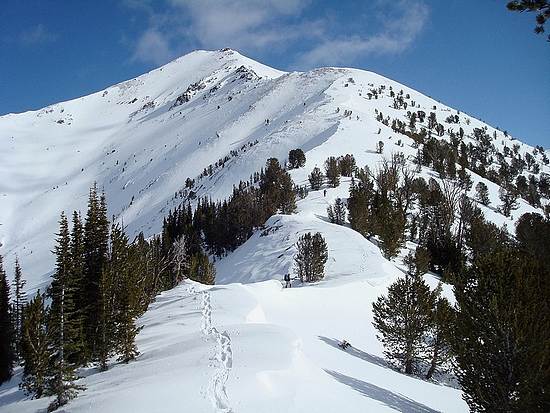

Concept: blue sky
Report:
left=1, top=0, right=548, bottom=147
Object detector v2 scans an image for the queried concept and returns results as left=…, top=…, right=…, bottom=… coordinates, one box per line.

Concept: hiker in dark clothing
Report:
left=284, top=273, right=291, bottom=288
left=323, top=189, right=327, bottom=197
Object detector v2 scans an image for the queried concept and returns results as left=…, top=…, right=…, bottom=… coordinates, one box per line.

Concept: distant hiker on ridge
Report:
left=284, top=273, right=291, bottom=288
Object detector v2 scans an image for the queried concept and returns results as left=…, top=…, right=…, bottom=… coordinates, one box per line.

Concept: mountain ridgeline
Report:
left=0, top=49, right=549, bottom=412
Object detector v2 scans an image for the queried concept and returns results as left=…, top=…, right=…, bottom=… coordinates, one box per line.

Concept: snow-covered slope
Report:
left=0, top=49, right=547, bottom=412
left=0, top=188, right=467, bottom=411
left=0, top=48, right=546, bottom=289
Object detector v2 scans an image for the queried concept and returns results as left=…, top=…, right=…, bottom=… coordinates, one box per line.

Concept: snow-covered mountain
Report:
left=0, top=48, right=546, bottom=289
left=0, top=49, right=547, bottom=412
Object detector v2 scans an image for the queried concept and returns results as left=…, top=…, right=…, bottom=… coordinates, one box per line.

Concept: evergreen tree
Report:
left=12, top=256, right=26, bottom=358
left=288, top=148, right=306, bottom=169
left=515, top=212, right=550, bottom=270
left=259, top=158, right=296, bottom=215
left=189, top=252, right=216, bottom=285
left=327, top=198, right=346, bottom=225
left=0, top=255, right=15, bottom=383
left=375, top=198, right=406, bottom=259
left=67, top=211, right=86, bottom=365
left=347, top=169, right=374, bottom=237
left=451, top=249, right=550, bottom=412
left=338, top=154, right=356, bottom=177
left=97, top=265, right=116, bottom=371
left=47, top=212, right=83, bottom=410
left=293, top=232, right=328, bottom=283
left=308, top=167, right=323, bottom=190
left=507, top=1, right=550, bottom=42
left=82, top=184, right=110, bottom=361
left=474, top=181, right=490, bottom=206
left=324, top=157, right=340, bottom=188
left=279, top=171, right=297, bottom=214
left=372, top=253, right=434, bottom=374
left=424, top=290, right=453, bottom=380
left=20, top=291, right=51, bottom=399
left=498, top=185, right=519, bottom=217
left=96, top=223, right=125, bottom=371
left=111, top=224, right=140, bottom=364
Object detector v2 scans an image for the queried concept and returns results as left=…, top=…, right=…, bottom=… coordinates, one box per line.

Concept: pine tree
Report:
left=424, top=289, right=452, bottom=380
left=279, top=172, right=297, bottom=214
left=308, top=167, right=323, bottom=190
left=474, top=182, right=490, bottom=206
left=451, top=249, right=550, bottom=412
left=372, top=253, right=434, bottom=374
left=288, top=148, right=306, bottom=169
left=324, top=157, right=340, bottom=188
left=327, top=198, right=346, bottom=225
left=20, top=291, right=51, bottom=399
left=189, top=252, right=216, bottom=285
left=67, top=210, right=86, bottom=365
left=12, top=256, right=26, bottom=358
left=96, top=222, right=123, bottom=371
left=0, top=255, right=15, bottom=383
left=507, top=1, right=550, bottom=42
left=259, top=158, right=296, bottom=215
left=293, top=232, right=328, bottom=283
left=111, top=223, right=140, bottom=364
left=47, top=212, right=83, bottom=410
left=338, top=154, right=356, bottom=177
left=347, top=169, right=374, bottom=237
left=515, top=212, right=550, bottom=270
left=375, top=198, right=406, bottom=259
left=498, top=185, right=519, bottom=217
left=82, top=184, right=110, bottom=361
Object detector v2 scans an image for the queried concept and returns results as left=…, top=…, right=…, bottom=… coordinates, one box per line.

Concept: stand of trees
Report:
left=348, top=154, right=414, bottom=259
left=0, top=256, right=15, bottom=383
left=373, top=212, right=550, bottom=410
left=1, top=156, right=299, bottom=406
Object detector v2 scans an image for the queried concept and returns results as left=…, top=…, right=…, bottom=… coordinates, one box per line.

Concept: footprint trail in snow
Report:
left=201, top=290, right=234, bottom=412
left=201, top=290, right=212, bottom=336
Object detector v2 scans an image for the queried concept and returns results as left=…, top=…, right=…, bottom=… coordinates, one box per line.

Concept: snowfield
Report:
left=0, top=49, right=547, bottom=412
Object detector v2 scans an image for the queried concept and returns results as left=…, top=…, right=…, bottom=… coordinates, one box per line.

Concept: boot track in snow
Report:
left=201, top=290, right=234, bottom=412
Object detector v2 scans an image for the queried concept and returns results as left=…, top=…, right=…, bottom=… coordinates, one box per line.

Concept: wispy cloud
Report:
left=296, top=0, right=430, bottom=67
left=125, top=0, right=429, bottom=69
left=131, top=28, right=175, bottom=65
left=20, top=24, right=58, bottom=45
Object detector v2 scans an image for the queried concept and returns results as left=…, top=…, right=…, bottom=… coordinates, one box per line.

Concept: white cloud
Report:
left=170, top=0, right=313, bottom=51
left=126, top=0, right=429, bottom=68
left=131, top=28, right=175, bottom=65
left=20, top=24, right=58, bottom=45
left=296, top=0, right=430, bottom=67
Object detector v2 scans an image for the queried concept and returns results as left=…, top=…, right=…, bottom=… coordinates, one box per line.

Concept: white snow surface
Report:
left=0, top=49, right=547, bottom=412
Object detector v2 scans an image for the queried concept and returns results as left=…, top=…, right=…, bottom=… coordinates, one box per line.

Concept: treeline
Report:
left=301, top=148, right=549, bottom=410
left=373, top=213, right=550, bottom=412
left=376, top=104, right=549, bottom=215
left=0, top=156, right=299, bottom=411
left=0, top=183, right=219, bottom=411
left=165, top=158, right=296, bottom=257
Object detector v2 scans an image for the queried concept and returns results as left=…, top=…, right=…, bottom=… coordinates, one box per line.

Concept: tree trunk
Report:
left=404, top=358, right=413, bottom=375
left=426, top=343, right=439, bottom=380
